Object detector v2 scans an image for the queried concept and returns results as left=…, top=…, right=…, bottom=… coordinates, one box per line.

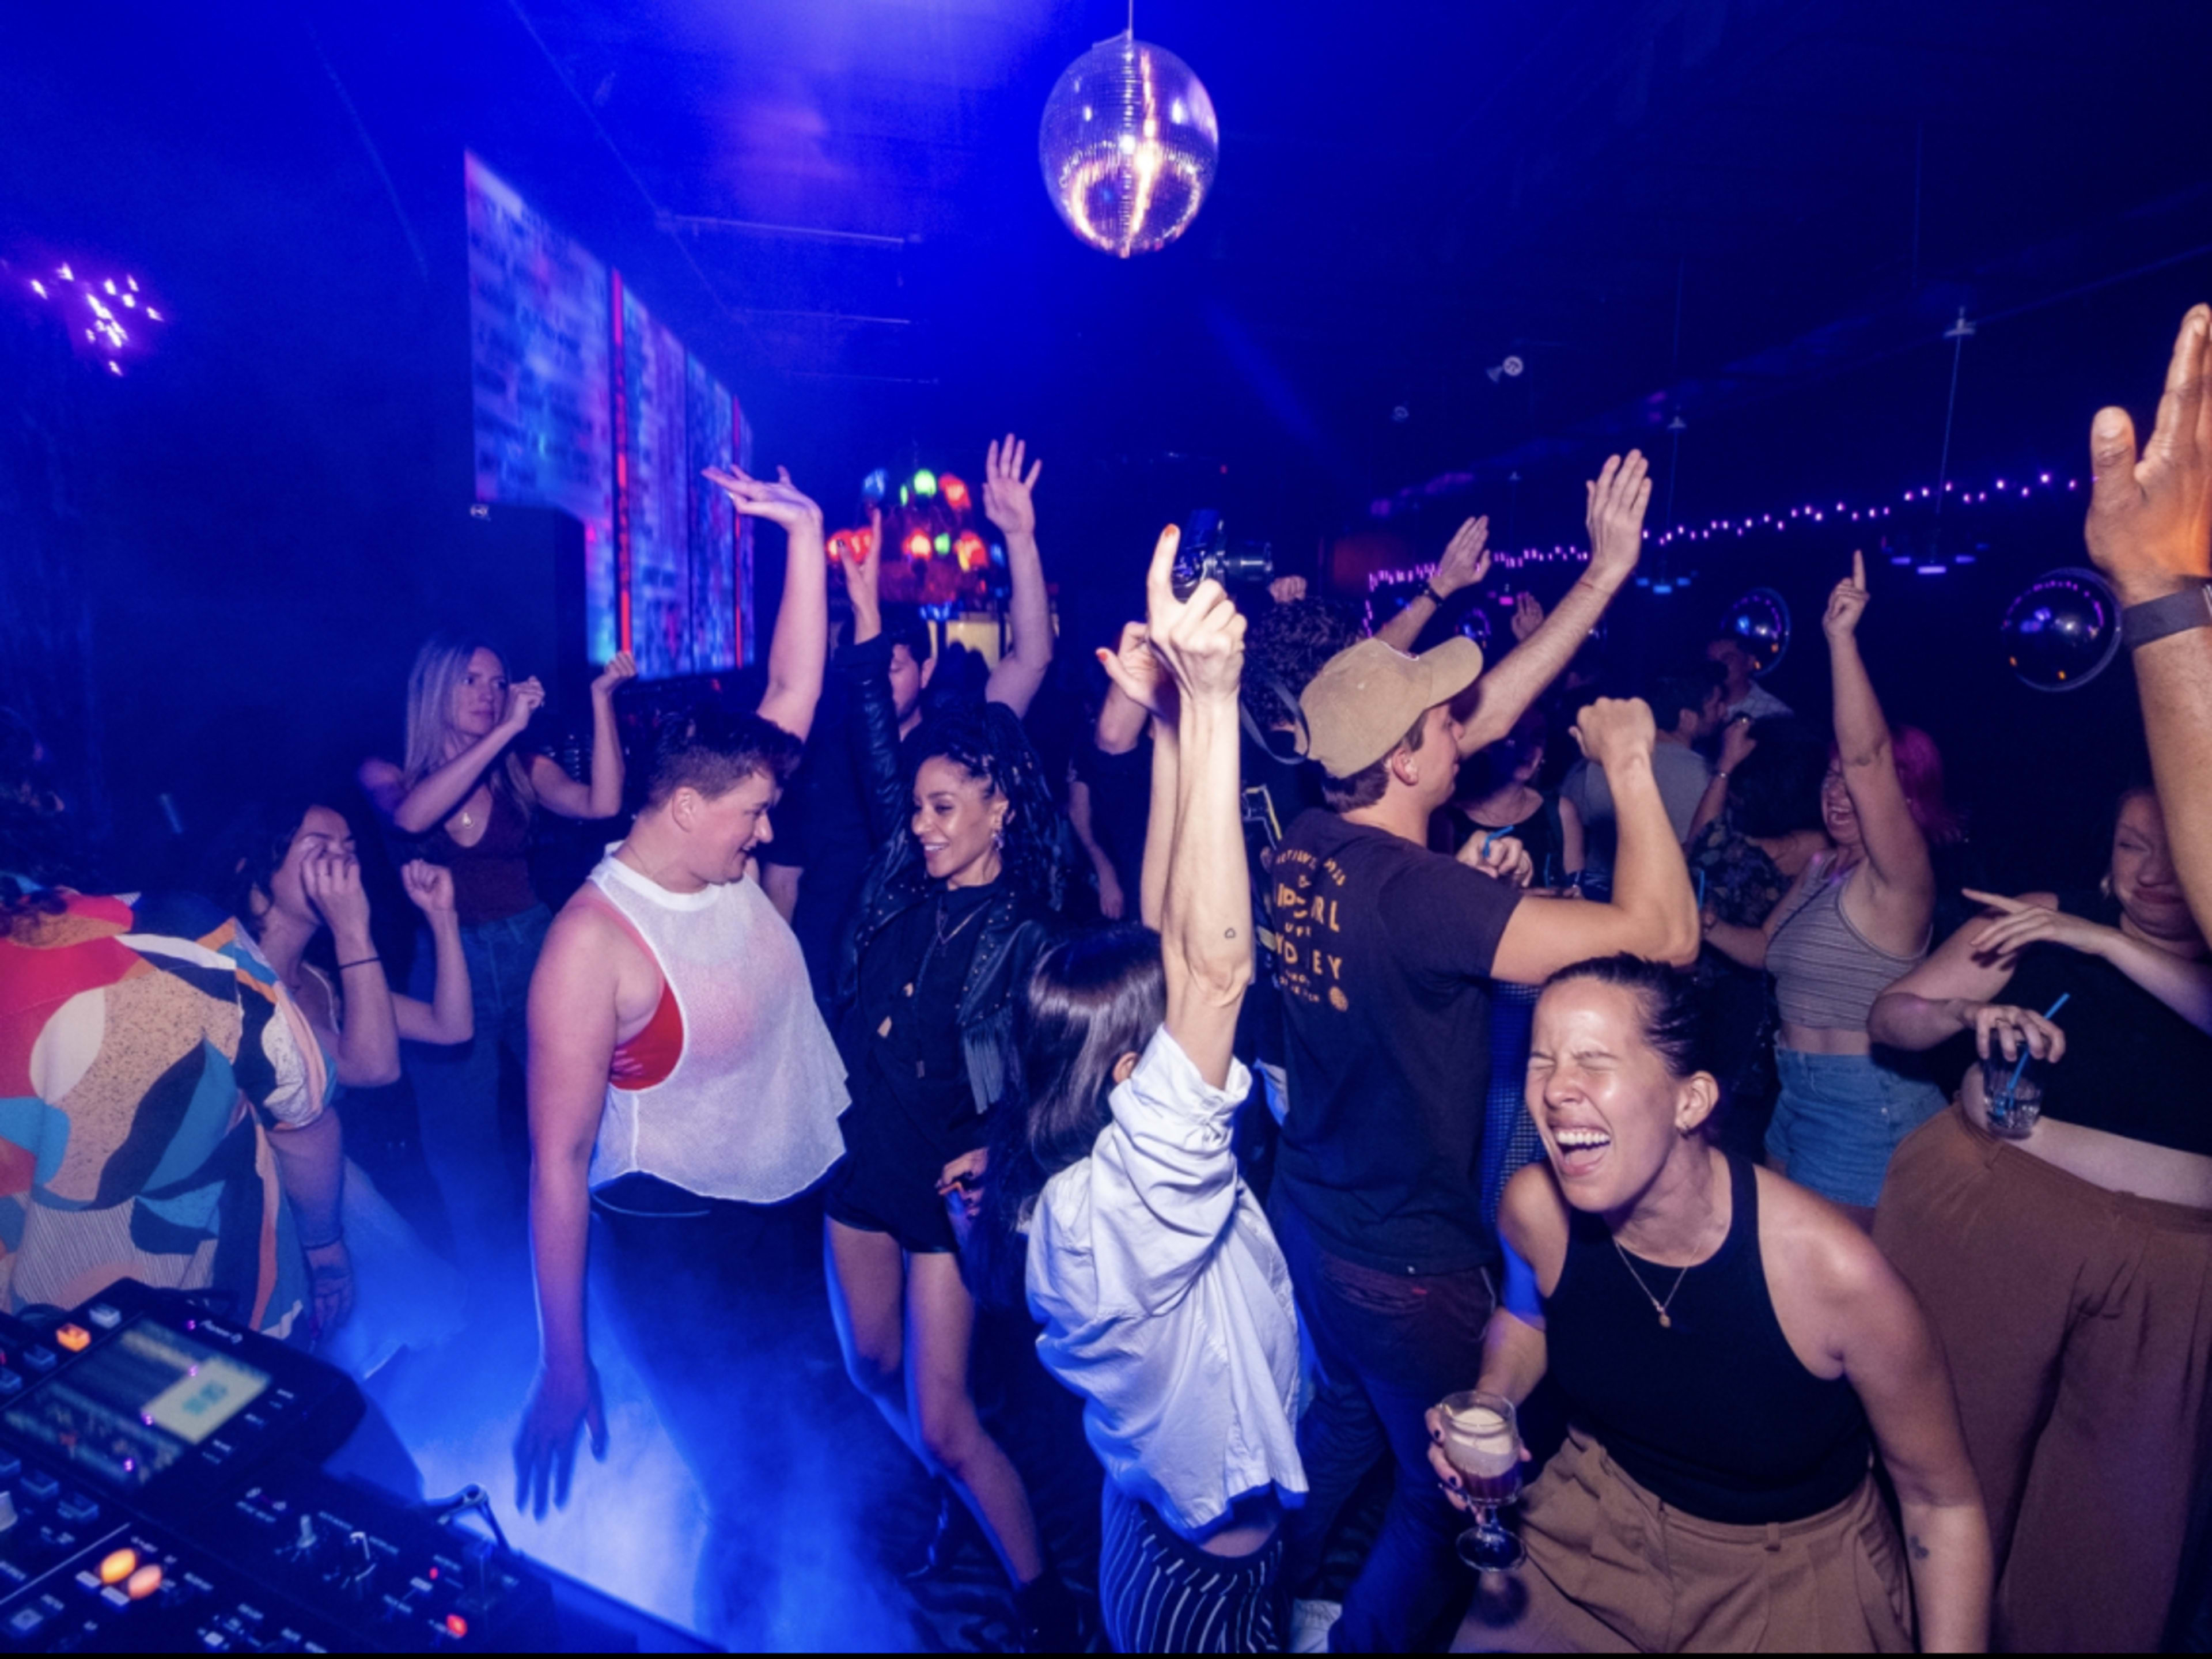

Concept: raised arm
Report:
left=1824, top=552, right=1934, bottom=910
left=530, top=652, right=637, bottom=820
left=1143, top=527, right=1251, bottom=1088
left=982, top=434, right=1055, bottom=717
left=392, top=862, right=474, bottom=1045
left=1454, top=452, right=1650, bottom=757
left=1097, top=619, right=1179, bottom=931
left=514, top=904, right=618, bottom=1516
left=2086, top=305, right=2212, bottom=932
left=1960, top=886, right=2212, bottom=1035
left=301, top=851, right=402, bottom=1088
left=1377, top=514, right=1490, bottom=654
left=710, top=465, right=830, bottom=743
left=1491, top=697, right=1700, bottom=982
left=362, top=675, right=544, bottom=835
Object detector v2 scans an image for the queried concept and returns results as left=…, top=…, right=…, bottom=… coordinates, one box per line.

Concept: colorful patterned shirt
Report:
left=0, top=891, right=331, bottom=1336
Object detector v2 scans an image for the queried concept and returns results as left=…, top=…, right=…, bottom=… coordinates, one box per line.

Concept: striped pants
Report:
left=1100, top=1483, right=1287, bottom=1653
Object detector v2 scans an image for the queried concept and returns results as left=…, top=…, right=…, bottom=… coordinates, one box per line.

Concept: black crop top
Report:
left=1999, top=889, right=2212, bottom=1158
left=1543, top=1154, right=1873, bottom=1525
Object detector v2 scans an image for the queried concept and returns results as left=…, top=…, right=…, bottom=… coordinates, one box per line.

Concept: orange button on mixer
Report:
left=126, top=1564, right=162, bottom=1600
left=445, top=1613, right=468, bottom=1639
left=54, top=1325, right=90, bottom=1354
left=97, top=1549, right=136, bottom=1586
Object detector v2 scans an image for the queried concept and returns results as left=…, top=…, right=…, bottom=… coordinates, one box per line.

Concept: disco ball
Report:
left=1039, top=34, right=1218, bottom=258
left=1722, top=587, right=1792, bottom=676
left=2000, top=567, right=2121, bottom=692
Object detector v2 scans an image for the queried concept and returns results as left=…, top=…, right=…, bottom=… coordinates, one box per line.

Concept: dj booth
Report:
left=0, top=1281, right=707, bottom=1653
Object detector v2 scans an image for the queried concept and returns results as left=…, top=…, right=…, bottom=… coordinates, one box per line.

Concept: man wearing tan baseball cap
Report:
left=1264, top=456, right=1701, bottom=1653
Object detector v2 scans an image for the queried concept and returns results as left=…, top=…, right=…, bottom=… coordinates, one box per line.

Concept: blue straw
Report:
left=1696, top=869, right=1707, bottom=908
left=2005, top=992, right=2070, bottom=1093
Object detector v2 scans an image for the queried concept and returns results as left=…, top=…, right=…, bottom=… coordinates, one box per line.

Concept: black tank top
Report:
left=2001, top=889, right=2212, bottom=1157
left=1543, top=1154, right=1872, bottom=1524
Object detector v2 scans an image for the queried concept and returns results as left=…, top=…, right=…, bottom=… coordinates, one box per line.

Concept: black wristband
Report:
left=336, top=955, right=381, bottom=971
left=2124, top=584, right=2212, bottom=651
left=1421, top=582, right=1449, bottom=608
left=300, top=1232, right=344, bottom=1252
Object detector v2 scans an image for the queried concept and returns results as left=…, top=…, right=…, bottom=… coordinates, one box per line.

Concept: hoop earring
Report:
left=993, top=828, right=1006, bottom=852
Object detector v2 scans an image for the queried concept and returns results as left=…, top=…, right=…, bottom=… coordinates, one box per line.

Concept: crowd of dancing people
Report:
left=7, top=311, right=2212, bottom=1654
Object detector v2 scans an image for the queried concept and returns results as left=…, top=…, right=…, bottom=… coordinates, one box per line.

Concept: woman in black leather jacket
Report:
left=823, top=678, right=1075, bottom=1638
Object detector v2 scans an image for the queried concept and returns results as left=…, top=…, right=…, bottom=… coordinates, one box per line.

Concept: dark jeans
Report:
left=1273, top=1198, right=1495, bottom=1653
left=592, top=1175, right=827, bottom=1649
left=406, top=903, right=548, bottom=1270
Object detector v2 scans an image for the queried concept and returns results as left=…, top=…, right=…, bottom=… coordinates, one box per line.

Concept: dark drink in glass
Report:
left=1437, top=1389, right=1525, bottom=1571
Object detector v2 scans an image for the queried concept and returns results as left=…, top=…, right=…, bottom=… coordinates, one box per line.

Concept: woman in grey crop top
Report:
left=1701, top=555, right=1942, bottom=1219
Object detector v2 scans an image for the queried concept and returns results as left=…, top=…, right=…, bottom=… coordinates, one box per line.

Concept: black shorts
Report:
left=823, top=1101, right=962, bottom=1255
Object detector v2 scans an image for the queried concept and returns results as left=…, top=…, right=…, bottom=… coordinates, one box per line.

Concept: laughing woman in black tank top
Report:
left=1432, top=956, right=1990, bottom=1653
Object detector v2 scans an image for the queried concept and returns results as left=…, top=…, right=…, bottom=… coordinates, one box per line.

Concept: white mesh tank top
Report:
left=585, top=851, right=848, bottom=1203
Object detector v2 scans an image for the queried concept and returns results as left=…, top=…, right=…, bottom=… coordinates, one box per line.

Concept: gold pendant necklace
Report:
left=1612, top=1237, right=1694, bottom=1329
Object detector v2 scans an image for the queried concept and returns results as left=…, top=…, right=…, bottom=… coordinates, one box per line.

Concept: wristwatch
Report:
left=2123, top=583, right=2212, bottom=651
left=1421, top=581, right=1450, bottom=608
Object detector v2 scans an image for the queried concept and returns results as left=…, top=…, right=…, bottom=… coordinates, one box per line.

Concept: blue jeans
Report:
left=406, top=903, right=549, bottom=1268
left=1272, top=1198, right=1495, bottom=1652
left=1766, top=1047, right=1946, bottom=1210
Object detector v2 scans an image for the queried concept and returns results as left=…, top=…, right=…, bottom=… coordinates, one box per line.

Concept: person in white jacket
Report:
left=964, top=526, right=1306, bottom=1652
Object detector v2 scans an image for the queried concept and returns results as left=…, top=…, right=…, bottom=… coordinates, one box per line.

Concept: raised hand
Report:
left=982, top=433, right=1043, bottom=539
left=1584, top=452, right=1652, bottom=587
left=840, top=505, right=885, bottom=619
left=1719, top=713, right=1758, bottom=773
left=1433, top=516, right=1493, bottom=596
left=703, top=464, right=825, bottom=535
left=2086, top=304, right=2212, bottom=605
left=1510, top=590, right=1544, bottom=643
left=514, top=1360, right=608, bottom=1520
left=301, top=850, right=373, bottom=944
left=590, top=651, right=638, bottom=701
left=400, top=859, right=456, bottom=917
left=500, top=676, right=547, bottom=734
left=1096, top=619, right=1175, bottom=724
left=1143, top=525, right=1246, bottom=707
left=1268, top=574, right=1309, bottom=606
left=1570, top=696, right=1658, bottom=775
left=1824, top=551, right=1870, bottom=642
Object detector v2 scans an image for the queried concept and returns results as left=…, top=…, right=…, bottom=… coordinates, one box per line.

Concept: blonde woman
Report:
left=360, top=638, right=634, bottom=1269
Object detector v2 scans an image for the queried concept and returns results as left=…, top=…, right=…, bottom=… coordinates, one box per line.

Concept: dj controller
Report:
left=0, top=1281, right=703, bottom=1654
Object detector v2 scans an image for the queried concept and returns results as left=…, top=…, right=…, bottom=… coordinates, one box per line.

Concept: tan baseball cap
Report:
left=1298, top=635, right=1485, bottom=777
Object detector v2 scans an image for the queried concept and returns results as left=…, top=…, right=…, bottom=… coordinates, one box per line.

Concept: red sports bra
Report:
left=584, top=889, right=687, bottom=1092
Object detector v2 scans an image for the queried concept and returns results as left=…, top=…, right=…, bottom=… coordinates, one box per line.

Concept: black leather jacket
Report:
left=831, top=635, right=1050, bottom=1116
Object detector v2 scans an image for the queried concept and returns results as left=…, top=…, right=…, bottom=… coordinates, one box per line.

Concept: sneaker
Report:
left=1289, top=1598, right=1343, bottom=1654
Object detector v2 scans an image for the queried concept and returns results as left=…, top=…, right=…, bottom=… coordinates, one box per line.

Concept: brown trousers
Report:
left=1874, top=1105, right=2212, bottom=1652
left=1452, top=1429, right=1911, bottom=1653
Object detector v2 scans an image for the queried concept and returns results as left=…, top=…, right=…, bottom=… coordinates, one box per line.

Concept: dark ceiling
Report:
left=463, top=0, right=2212, bottom=523
left=7, top=0, right=2211, bottom=550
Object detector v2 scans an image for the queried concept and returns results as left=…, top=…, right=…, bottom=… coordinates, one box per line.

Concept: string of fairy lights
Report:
left=1367, top=465, right=2085, bottom=600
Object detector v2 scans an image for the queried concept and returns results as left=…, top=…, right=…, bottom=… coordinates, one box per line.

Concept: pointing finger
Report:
left=1145, top=524, right=1182, bottom=611
left=1851, top=548, right=1866, bottom=588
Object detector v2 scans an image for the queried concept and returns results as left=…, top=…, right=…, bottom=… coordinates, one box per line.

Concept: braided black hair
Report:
left=911, top=701, right=1069, bottom=912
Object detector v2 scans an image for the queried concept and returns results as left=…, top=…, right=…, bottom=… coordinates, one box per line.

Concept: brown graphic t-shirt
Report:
left=1268, top=810, right=1522, bottom=1274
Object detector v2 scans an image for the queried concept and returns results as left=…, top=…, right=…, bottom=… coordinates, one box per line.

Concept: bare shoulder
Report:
left=1499, top=1161, right=1571, bottom=1287
left=1756, top=1168, right=1914, bottom=1335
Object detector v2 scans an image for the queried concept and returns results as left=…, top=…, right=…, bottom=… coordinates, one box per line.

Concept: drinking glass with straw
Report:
left=1982, top=993, right=2068, bottom=1138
